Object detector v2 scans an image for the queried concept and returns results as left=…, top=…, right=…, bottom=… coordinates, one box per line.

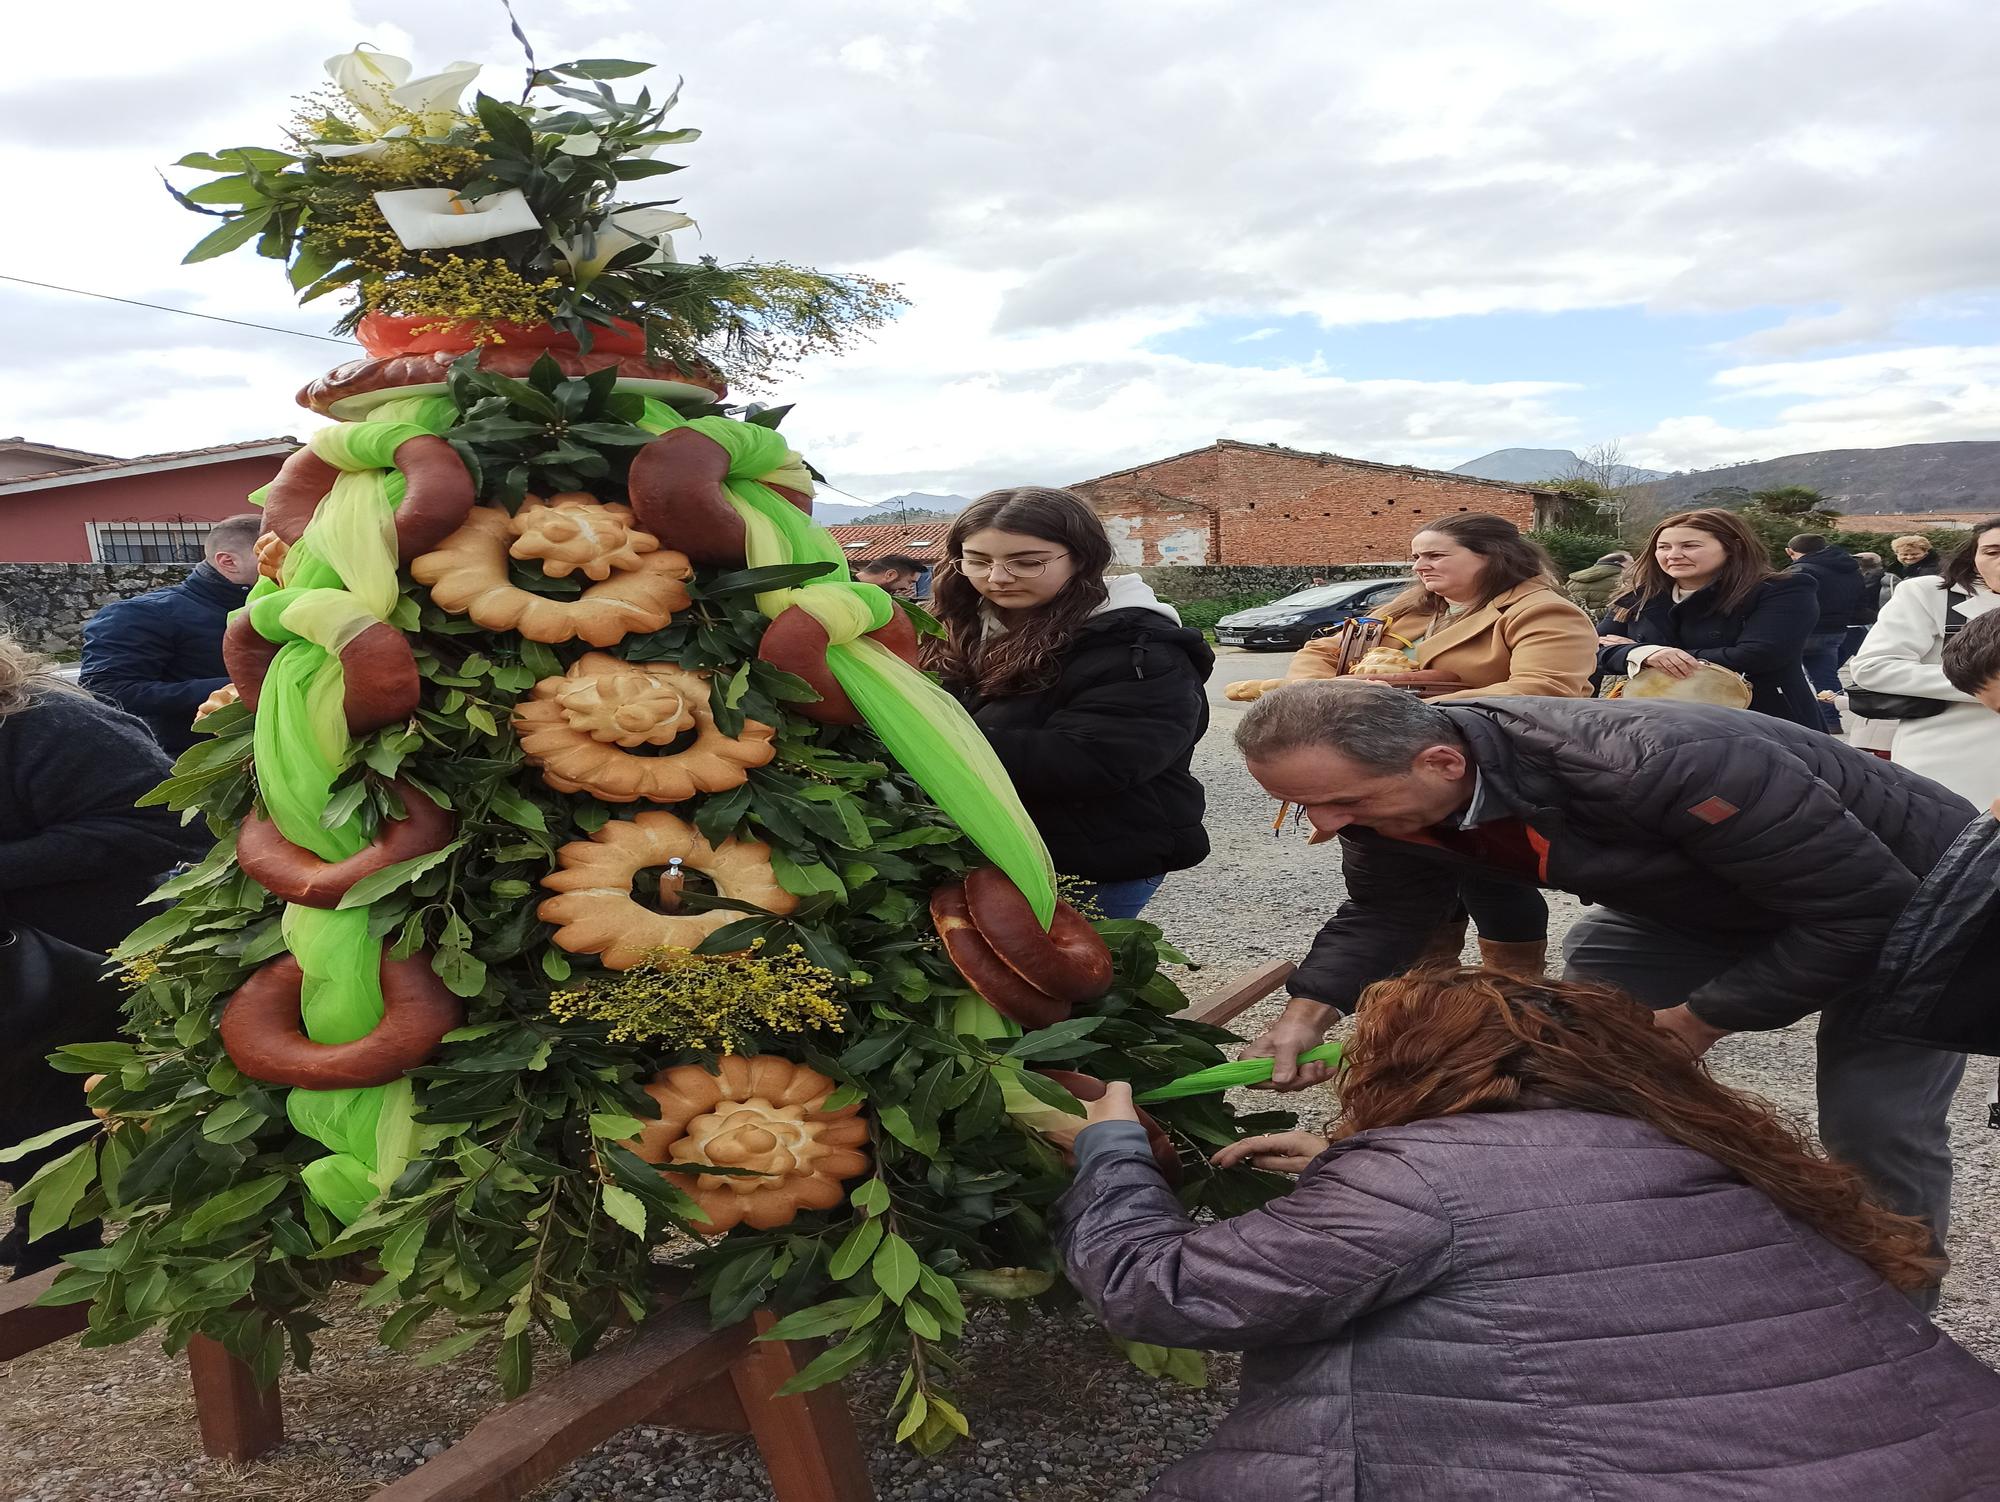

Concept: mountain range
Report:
left=1452, top=448, right=1666, bottom=486
left=1622, top=442, right=2000, bottom=516
left=812, top=491, right=972, bottom=525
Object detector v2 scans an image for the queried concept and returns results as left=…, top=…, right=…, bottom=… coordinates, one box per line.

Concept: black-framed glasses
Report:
left=959, top=552, right=1068, bottom=579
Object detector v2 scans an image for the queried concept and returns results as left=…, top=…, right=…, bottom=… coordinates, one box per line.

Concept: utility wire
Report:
left=5, top=270, right=932, bottom=514
left=0, top=273, right=356, bottom=346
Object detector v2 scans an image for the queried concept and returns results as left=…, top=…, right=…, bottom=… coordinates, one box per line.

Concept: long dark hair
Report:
left=1613, top=508, right=1777, bottom=620
left=1383, top=512, right=1561, bottom=624
left=928, top=487, right=1114, bottom=697
left=1338, top=969, right=1941, bottom=1291
left=1940, top=519, right=2000, bottom=593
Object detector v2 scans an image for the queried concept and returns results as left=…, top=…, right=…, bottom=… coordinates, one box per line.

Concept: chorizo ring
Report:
left=222, top=615, right=418, bottom=733
left=261, top=434, right=475, bottom=562
left=930, top=883, right=1070, bottom=1030
left=756, top=603, right=922, bottom=726
left=1038, top=1070, right=1181, bottom=1184
left=625, top=427, right=811, bottom=567
left=237, top=779, right=454, bottom=908
left=219, top=953, right=464, bottom=1090
left=964, top=867, right=1114, bottom=1004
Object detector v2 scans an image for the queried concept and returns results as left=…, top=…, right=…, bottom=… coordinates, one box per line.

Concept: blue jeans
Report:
left=1802, top=631, right=1846, bottom=731
left=1077, top=875, right=1166, bottom=920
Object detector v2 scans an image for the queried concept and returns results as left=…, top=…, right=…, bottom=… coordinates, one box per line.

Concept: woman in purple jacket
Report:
left=1054, top=971, right=2000, bottom=1501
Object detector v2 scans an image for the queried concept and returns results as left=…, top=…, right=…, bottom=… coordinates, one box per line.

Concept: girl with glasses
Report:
left=928, top=487, right=1211, bottom=919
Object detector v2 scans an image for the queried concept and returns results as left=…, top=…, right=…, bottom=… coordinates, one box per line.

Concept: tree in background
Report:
left=1749, top=485, right=1830, bottom=517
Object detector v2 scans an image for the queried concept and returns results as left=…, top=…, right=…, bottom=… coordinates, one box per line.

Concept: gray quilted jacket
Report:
left=1055, top=1108, right=2000, bottom=1501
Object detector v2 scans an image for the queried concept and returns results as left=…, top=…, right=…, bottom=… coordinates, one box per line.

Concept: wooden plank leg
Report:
left=1179, top=958, right=1296, bottom=1028
left=372, top=1302, right=750, bottom=1502
left=0, top=1265, right=89, bottom=1361
left=187, top=1332, right=284, bottom=1460
left=729, top=1309, right=875, bottom=1502
left=653, top=1374, right=753, bottom=1434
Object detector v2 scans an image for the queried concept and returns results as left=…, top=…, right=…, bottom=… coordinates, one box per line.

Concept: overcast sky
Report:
left=3, top=0, right=1996, bottom=503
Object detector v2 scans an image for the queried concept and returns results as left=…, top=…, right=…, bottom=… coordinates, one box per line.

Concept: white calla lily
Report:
left=374, top=188, right=543, bottom=250
left=558, top=208, right=697, bottom=280
left=388, top=60, right=481, bottom=136
left=325, top=47, right=412, bottom=131
left=312, top=125, right=412, bottom=162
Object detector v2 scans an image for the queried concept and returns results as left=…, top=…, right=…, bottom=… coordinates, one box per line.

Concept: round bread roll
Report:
left=1621, top=661, right=1753, bottom=709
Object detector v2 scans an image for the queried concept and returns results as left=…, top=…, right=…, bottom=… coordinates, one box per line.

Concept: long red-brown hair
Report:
left=1335, top=970, right=1941, bottom=1290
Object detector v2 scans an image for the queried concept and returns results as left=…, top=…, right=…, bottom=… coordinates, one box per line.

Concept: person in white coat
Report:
left=1851, top=518, right=2000, bottom=809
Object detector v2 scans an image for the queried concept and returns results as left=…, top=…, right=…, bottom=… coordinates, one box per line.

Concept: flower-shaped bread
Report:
left=411, top=504, right=692, bottom=647
left=509, top=494, right=659, bottom=580
left=630, top=1056, right=869, bottom=1232
left=513, top=653, right=775, bottom=801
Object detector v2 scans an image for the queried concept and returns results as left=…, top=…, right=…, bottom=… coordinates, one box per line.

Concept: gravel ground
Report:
left=4, top=645, right=1995, bottom=1500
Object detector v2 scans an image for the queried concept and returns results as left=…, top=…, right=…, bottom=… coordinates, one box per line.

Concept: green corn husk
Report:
left=1135, top=1042, right=1344, bottom=1104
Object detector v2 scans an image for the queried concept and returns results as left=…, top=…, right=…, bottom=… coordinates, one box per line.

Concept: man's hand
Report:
left=1598, top=634, right=1635, bottom=646
left=1211, top=1131, right=1331, bottom=1173
left=1651, top=1004, right=1730, bottom=1058
left=1241, top=999, right=1339, bottom=1090
left=1039, top=1080, right=1141, bottom=1151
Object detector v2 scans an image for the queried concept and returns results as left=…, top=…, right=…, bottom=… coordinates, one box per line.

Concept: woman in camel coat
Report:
left=1228, top=516, right=1596, bottom=976
left=1285, top=576, right=1597, bottom=698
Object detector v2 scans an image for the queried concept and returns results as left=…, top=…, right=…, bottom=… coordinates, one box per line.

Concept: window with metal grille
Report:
left=87, top=520, right=211, bottom=564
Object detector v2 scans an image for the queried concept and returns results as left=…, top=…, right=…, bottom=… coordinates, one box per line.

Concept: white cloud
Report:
left=1624, top=343, right=2000, bottom=468
left=0, top=0, right=1995, bottom=487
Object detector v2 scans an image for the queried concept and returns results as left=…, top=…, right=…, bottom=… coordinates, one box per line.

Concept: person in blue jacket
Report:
left=1596, top=507, right=1822, bottom=728
left=80, top=513, right=261, bottom=755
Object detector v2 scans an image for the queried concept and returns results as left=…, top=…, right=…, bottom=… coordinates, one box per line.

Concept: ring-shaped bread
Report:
left=538, top=812, right=798, bottom=969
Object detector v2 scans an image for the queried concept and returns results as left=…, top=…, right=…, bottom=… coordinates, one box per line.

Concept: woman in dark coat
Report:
left=929, top=488, right=1210, bottom=918
left=1054, top=969, right=2000, bottom=1502
left=1, top=633, right=206, bottom=1275
left=1597, top=507, right=1821, bottom=727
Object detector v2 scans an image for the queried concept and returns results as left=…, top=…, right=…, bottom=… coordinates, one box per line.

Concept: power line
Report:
left=0, top=273, right=356, bottom=347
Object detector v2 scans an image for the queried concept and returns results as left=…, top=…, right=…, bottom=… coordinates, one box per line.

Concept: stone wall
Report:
left=0, top=563, right=193, bottom=656
left=1114, top=562, right=1409, bottom=605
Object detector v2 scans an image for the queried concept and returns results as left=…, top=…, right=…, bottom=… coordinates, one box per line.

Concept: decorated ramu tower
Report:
left=15, top=42, right=1287, bottom=1448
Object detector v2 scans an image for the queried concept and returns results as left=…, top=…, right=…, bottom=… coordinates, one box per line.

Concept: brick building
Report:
left=825, top=521, right=952, bottom=568
left=1069, top=440, right=1562, bottom=567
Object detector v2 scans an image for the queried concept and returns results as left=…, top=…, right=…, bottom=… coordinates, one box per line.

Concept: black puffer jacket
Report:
left=1597, top=573, right=1820, bottom=727
left=81, top=562, right=247, bottom=754
left=1792, top=545, right=1867, bottom=634
left=1291, top=698, right=1975, bottom=1030
left=956, top=600, right=1212, bottom=882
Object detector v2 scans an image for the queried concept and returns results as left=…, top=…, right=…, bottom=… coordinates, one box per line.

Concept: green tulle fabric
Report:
left=634, top=401, right=1057, bottom=925
left=240, top=396, right=450, bottom=1220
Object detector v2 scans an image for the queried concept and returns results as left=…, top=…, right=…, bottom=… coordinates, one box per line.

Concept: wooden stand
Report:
left=1, top=963, right=1298, bottom=1500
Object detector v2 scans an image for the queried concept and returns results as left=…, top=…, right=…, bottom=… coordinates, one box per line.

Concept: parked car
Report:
left=1213, top=576, right=1415, bottom=650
